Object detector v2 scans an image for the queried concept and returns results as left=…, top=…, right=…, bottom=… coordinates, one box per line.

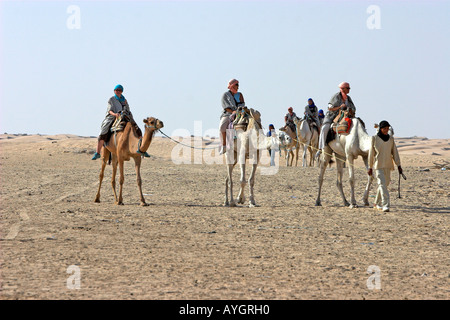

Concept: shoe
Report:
left=137, top=150, right=151, bottom=158
left=91, top=152, right=101, bottom=160
left=374, top=205, right=383, bottom=211
left=219, top=146, right=226, bottom=155
left=382, top=206, right=390, bottom=212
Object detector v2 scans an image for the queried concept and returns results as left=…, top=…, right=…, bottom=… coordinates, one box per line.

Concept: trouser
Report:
left=318, top=121, right=332, bottom=150
left=219, top=115, right=231, bottom=145
left=374, top=168, right=391, bottom=208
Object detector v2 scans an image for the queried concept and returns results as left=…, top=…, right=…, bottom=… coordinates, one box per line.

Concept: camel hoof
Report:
left=315, top=200, right=322, bottom=206
left=344, top=201, right=350, bottom=207
left=115, top=202, right=124, bottom=206
left=249, top=202, right=258, bottom=208
left=94, top=198, right=100, bottom=203
left=229, top=202, right=237, bottom=207
left=223, top=202, right=229, bottom=207
left=349, top=204, right=358, bottom=208
left=140, top=202, right=149, bottom=207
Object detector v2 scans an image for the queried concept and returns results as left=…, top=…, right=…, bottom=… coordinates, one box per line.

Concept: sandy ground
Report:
left=0, top=133, right=448, bottom=300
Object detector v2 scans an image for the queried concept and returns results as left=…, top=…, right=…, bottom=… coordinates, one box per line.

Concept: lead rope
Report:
left=158, top=130, right=220, bottom=150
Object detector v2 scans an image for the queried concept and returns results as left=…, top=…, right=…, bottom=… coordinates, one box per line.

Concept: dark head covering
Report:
left=318, top=109, right=324, bottom=118
left=377, top=120, right=391, bottom=141
left=379, top=120, right=390, bottom=129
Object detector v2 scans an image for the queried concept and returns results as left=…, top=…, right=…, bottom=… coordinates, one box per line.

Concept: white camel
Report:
left=278, top=131, right=294, bottom=165
left=224, top=107, right=263, bottom=207
left=278, top=125, right=299, bottom=166
left=293, top=118, right=319, bottom=167
left=315, top=117, right=377, bottom=208
left=277, top=131, right=294, bottom=165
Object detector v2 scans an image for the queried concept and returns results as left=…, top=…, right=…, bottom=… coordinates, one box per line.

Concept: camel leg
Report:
left=302, top=143, right=308, bottom=167
left=224, top=175, right=229, bottom=206
left=295, top=144, right=299, bottom=167
left=111, top=154, right=119, bottom=203
left=117, top=159, right=125, bottom=205
left=94, top=149, right=109, bottom=203
left=362, top=156, right=374, bottom=206
left=237, top=164, right=246, bottom=204
left=134, top=156, right=148, bottom=206
left=315, top=148, right=332, bottom=206
left=248, top=163, right=258, bottom=207
left=347, top=156, right=357, bottom=208
left=226, top=164, right=236, bottom=207
left=336, top=154, right=350, bottom=207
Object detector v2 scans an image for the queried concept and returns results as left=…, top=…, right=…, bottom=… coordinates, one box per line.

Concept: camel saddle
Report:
left=105, top=111, right=143, bottom=149
left=111, top=111, right=142, bottom=137
left=332, top=108, right=353, bottom=135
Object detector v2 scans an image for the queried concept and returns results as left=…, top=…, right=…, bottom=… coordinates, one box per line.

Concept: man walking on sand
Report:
left=368, top=120, right=403, bottom=212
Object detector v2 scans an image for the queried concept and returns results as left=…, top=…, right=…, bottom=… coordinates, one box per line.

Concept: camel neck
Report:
left=139, top=128, right=155, bottom=152
left=356, top=120, right=372, bottom=152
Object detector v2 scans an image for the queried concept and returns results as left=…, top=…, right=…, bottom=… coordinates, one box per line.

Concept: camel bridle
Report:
left=144, top=118, right=160, bottom=130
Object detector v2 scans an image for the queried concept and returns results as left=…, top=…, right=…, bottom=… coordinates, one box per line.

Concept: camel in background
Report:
left=94, top=117, right=164, bottom=206
left=293, top=118, right=319, bottom=167
left=278, top=125, right=299, bottom=166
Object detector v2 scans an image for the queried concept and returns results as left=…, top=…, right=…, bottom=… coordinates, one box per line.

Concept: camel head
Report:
left=143, top=117, right=164, bottom=130
left=278, top=131, right=292, bottom=146
left=247, top=108, right=262, bottom=130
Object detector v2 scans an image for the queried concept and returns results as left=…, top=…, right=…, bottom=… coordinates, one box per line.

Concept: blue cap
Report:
left=114, top=84, right=123, bottom=91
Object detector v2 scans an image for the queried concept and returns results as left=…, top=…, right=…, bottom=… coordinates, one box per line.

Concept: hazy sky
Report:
left=1, top=0, right=449, bottom=139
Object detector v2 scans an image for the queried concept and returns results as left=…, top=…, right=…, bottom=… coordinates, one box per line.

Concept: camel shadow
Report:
left=395, top=205, right=450, bottom=214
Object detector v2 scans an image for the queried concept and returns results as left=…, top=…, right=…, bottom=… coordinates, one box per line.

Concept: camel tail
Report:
left=108, top=152, right=112, bottom=165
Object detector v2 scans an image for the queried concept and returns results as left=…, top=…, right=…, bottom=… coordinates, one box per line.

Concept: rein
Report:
left=158, top=130, right=218, bottom=150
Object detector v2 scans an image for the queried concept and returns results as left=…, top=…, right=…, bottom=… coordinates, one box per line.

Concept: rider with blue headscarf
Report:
left=303, top=98, right=320, bottom=130
left=318, top=109, right=325, bottom=126
left=92, top=84, right=148, bottom=160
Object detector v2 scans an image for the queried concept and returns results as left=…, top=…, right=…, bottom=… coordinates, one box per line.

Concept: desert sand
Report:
left=0, top=132, right=448, bottom=300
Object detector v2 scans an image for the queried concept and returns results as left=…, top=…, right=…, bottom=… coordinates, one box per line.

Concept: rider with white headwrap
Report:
left=317, top=82, right=356, bottom=156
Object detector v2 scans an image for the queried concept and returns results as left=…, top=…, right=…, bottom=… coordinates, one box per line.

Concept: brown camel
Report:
left=94, top=117, right=164, bottom=206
